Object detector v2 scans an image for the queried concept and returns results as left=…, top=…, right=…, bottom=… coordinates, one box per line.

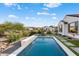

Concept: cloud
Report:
left=4, top=3, right=22, bottom=10
left=37, top=12, right=49, bottom=15
left=4, top=3, right=17, bottom=7
left=44, top=3, right=62, bottom=8
left=25, top=16, right=36, bottom=20
left=51, top=13, right=56, bottom=16
left=42, top=8, right=49, bottom=10
left=8, top=15, right=18, bottom=18
left=17, top=5, right=22, bottom=10
left=52, top=16, right=57, bottom=19
left=37, top=12, right=56, bottom=16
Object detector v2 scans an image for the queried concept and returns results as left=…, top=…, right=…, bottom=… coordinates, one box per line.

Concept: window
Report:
left=68, top=21, right=78, bottom=33
left=59, top=25, right=62, bottom=32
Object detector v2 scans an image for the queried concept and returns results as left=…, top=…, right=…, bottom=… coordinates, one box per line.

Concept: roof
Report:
left=58, top=20, right=64, bottom=23
left=66, top=14, right=79, bottom=17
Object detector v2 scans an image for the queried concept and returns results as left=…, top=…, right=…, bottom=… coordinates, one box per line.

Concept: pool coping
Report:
left=9, top=35, right=37, bottom=56
left=53, top=36, right=76, bottom=56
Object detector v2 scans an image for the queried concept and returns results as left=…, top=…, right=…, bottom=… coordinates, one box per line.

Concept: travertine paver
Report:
left=70, top=47, right=79, bottom=54
left=64, top=42, right=75, bottom=46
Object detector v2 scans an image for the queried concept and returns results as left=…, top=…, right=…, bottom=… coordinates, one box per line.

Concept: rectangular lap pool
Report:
left=18, top=36, right=68, bottom=56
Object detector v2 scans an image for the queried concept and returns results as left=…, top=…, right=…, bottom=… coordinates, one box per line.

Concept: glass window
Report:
left=68, top=21, right=78, bottom=33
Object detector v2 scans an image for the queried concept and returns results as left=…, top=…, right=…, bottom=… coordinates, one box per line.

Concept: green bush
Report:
left=6, top=32, right=21, bottom=43
left=22, top=31, right=30, bottom=37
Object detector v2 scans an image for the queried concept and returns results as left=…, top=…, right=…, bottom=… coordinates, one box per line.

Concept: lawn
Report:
left=55, top=35, right=79, bottom=47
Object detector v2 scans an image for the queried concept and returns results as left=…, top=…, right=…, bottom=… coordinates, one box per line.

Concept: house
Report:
left=43, top=26, right=57, bottom=32
left=58, top=14, right=79, bottom=39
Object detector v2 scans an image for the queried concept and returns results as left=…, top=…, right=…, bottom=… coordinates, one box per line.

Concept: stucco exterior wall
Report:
left=58, top=21, right=68, bottom=35
left=58, top=22, right=64, bottom=35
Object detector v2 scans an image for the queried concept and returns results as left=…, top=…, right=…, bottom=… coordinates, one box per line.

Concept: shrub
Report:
left=6, top=32, right=21, bottom=43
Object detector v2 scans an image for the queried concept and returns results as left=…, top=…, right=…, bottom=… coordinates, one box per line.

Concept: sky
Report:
left=0, top=3, right=79, bottom=27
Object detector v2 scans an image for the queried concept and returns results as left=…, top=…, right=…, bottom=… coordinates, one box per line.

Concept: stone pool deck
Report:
left=70, top=47, right=79, bottom=54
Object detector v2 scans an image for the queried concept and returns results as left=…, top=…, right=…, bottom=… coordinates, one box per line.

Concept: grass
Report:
left=56, top=35, right=79, bottom=47
left=67, top=40, right=79, bottom=47
left=54, top=34, right=79, bottom=56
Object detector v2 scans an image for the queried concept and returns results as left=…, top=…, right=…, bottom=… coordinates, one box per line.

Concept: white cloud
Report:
left=44, top=3, right=62, bottom=8
left=8, top=15, right=18, bottom=18
left=37, top=12, right=49, bottom=15
left=25, top=16, right=36, bottom=20
left=52, top=16, right=57, bottom=19
left=4, top=3, right=22, bottom=10
left=4, top=3, right=17, bottom=7
left=37, top=12, right=56, bottom=16
left=42, top=8, right=49, bottom=10
left=51, top=13, right=56, bottom=16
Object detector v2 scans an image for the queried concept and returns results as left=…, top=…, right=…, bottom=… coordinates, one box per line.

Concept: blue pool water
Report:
left=18, top=37, right=67, bottom=56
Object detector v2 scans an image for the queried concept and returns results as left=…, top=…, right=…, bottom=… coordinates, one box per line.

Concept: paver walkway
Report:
left=64, top=42, right=75, bottom=46
left=70, top=47, right=79, bottom=54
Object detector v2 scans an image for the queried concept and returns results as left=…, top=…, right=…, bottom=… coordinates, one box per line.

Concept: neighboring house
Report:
left=43, top=26, right=56, bottom=32
left=58, top=14, right=79, bottom=39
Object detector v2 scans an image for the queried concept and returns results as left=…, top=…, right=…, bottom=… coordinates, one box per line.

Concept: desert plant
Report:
left=6, top=32, right=21, bottom=43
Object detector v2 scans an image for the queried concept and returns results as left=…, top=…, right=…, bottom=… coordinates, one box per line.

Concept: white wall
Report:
left=21, top=35, right=37, bottom=46
left=63, top=24, right=68, bottom=35
left=58, top=21, right=66, bottom=35
left=58, top=22, right=63, bottom=35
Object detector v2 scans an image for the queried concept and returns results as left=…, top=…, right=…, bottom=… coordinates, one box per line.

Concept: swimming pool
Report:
left=18, top=36, right=68, bottom=56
